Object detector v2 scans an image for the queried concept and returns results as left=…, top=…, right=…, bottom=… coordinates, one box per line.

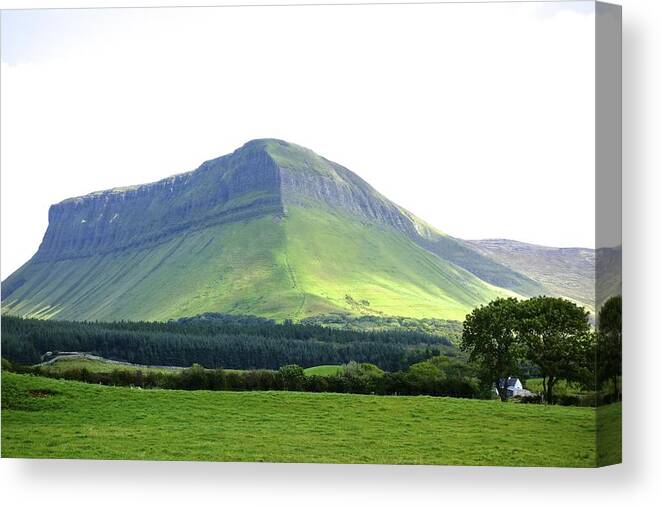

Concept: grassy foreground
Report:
left=2, top=372, right=615, bottom=466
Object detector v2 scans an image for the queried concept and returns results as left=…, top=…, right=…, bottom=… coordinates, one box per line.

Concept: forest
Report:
left=0, top=315, right=456, bottom=371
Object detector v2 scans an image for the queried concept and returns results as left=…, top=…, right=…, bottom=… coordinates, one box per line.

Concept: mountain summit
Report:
left=1, top=140, right=594, bottom=321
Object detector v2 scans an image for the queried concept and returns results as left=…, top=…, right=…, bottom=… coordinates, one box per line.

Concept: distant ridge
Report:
left=466, top=239, right=596, bottom=309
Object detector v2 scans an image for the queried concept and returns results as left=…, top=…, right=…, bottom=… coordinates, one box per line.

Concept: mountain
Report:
left=466, top=239, right=596, bottom=309
left=1, top=139, right=593, bottom=322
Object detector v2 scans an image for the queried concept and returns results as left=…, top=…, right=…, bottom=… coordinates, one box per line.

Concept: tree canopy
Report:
left=460, top=298, right=522, bottom=401
left=516, top=297, right=593, bottom=404
left=597, top=295, right=622, bottom=401
left=461, top=296, right=593, bottom=403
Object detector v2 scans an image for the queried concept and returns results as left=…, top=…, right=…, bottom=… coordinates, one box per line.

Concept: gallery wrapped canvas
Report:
left=0, top=1, right=621, bottom=467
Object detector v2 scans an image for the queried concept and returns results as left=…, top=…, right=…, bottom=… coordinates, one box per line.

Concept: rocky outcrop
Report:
left=275, top=154, right=411, bottom=231
left=33, top=142, right=284, bottom=262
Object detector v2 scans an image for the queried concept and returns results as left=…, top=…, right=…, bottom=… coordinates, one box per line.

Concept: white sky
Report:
left=0, top=2, right=596, bottom=280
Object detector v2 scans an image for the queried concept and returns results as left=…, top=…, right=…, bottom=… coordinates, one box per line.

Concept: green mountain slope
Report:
left=2, top=204, right=515, bottom=322
left=1, top=139, right=590, bottom=322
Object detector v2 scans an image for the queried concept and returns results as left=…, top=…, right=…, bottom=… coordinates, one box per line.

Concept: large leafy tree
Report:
left=461, top=298, right=522, bottom=401
left=517, top=297, right=593, bottom=404
left=597, top=295, right=622, bottom=401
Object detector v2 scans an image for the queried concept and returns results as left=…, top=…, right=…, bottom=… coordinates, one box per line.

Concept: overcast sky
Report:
left=1, top=2, right=596, bottom=280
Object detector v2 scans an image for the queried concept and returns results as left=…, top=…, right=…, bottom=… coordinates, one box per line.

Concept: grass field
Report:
left=1, top=372, right=619, bottom=466
left=39, top=357, right=181, bottom=374
left=597, top=402, right=622, bottom=466
left=38, top=356, right=246, bottom=375
left=303, top=365, right=343, bottom=377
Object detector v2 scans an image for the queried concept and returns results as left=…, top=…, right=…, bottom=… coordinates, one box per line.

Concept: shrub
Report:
left=518, top=394, right=543, bottom=404
left=1, top=357, right=13, bottom=371
left=179, top=364, right=208, bottom=390
left=279, top=364, right=305, bottom=391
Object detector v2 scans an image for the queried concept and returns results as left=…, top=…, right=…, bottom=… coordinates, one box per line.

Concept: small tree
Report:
left=517, top=297, right=592, bottom=404
left=406, top=355, right=479, bottom=398
left=278, top=364, right=305, bottom=391
left=461, top=298, right=522, bottom=401
left=597, top=295, right=622, bottom=401
left=180, top=363, right=208, bottom=390
left=340, top=361, right=385, bottom=394
left=1, top=357, right=13, bottom=372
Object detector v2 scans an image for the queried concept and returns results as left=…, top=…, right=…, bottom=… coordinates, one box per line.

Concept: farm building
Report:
left=497, top=377, right=535, bottom=399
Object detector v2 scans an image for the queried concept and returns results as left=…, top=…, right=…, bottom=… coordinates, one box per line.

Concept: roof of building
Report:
left=498, top=377, right=521, bottom=388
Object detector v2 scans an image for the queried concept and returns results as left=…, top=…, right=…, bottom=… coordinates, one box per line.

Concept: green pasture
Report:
left=1, top=372, right=619, bottom=467
left=303, top=365, right=343, bottom=377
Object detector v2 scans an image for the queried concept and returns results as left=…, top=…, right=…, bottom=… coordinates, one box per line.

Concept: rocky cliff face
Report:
left=269, top=140, right=416, bottom=231
left=34, top=139, right=426, bottom=263
left=34, top=142, right=284, bottom=262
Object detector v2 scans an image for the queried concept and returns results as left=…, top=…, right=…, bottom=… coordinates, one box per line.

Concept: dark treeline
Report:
left=1, top=356, right=605, bottom=406
left=5, top=358, right=482, bottom=399
left=298, top=313, right=462, bottom=339
left=176, top=313, right=458, bottom=345
left=1, top=315, right=457, bottom=371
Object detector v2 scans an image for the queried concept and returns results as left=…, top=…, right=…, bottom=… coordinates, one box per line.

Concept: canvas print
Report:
left=0, top=1, right=621, bottom=467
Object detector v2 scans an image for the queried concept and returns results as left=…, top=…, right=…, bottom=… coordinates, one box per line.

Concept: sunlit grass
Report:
left=1, top=372, right=611, bottom=467
left=303, top=365, right=343, bottom=377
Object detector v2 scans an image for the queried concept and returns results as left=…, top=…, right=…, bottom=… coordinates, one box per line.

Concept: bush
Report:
left=180, top=364, right=209, bottom=390
left=279, top=365, right=305, bottom=391
left=1, top=357, right=13, bottom=371
left=518, top=394, right=543, bottom=404
left=401, top=356, right=480, bottom=397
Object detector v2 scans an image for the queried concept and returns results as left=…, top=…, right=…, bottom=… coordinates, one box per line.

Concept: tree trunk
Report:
left=546, top=377, right=556, bottom=405
left=542, top=377, right=547, bottom=403
left=496, top=378, right=508, bottom=402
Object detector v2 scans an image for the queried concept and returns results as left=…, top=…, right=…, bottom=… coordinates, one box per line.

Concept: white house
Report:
left=497, top=377, right=526, bottom=398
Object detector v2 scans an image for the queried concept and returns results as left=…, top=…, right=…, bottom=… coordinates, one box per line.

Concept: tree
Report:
left=406, top=355, right=479, bottom=397
left=597, top=295, right=622, bottom=401
left=278, top=364, right=305, bottom=391
left=1, top=357, right=13, bottom=371
left=516, top=297, right=592, bottom=404
left=338, top=361, right=385, bottom=394
left=461, top=298, right=522, bottom=401
left=180, top=363, right=208, bottom=390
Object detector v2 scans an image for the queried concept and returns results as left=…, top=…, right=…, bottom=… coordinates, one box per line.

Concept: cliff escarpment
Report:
left=35, top=142, right=284, bottom=262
